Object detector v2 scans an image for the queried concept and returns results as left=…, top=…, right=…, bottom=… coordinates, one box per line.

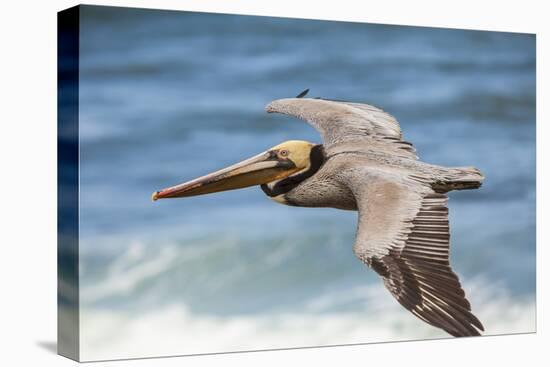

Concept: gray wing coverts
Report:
left=265, top=98, right=403, bottom=145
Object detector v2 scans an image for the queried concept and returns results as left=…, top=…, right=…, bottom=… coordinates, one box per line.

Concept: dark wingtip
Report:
left=295, top=88, right=309, bottom=98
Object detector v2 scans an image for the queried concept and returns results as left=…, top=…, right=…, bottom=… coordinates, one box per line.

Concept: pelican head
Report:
left=152, top=140, right=319, bottom=201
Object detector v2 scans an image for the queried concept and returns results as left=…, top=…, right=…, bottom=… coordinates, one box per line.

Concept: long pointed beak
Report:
left=152, top=151, right=296, bottom=201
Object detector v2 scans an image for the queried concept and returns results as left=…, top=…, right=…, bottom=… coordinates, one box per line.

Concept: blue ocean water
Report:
left=76, top=5, right=535, bottom=360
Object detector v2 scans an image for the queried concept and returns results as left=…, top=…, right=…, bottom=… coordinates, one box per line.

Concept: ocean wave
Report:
left=79, top=279, right=535, bottom=361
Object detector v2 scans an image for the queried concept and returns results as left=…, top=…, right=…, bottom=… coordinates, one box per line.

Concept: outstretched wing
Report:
left=265, top=97, right=408, bottom=148
left=351, top=171, right=483, bottom=337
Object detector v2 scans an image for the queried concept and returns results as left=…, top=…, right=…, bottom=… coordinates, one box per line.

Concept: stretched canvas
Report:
left=58, top=4, right=536, bottom=362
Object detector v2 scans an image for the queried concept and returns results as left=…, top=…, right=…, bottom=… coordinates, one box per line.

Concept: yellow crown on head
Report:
left=270, top=140, right=314, bottom=169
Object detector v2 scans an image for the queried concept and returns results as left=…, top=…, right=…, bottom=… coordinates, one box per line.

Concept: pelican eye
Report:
left=278, top=149, right=289, bottom=158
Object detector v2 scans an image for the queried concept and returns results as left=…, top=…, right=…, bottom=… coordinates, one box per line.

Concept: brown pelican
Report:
left=152, top=90, right=485, bottom=337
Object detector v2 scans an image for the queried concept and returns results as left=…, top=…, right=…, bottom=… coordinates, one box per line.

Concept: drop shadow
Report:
left=36, top=340, right=57, bottom=354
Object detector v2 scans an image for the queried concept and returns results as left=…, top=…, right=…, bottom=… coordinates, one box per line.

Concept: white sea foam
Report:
left=79, top=280, right=535, bottom=361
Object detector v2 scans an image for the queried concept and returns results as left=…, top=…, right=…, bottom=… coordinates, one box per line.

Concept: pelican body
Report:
left=153, top=90, right=485, bottom=337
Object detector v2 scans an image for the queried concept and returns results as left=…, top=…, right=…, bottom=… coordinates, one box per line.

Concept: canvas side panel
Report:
left=57, top=5, right=80, bottom=362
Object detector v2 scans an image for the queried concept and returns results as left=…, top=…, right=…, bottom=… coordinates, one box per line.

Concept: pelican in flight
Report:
left=152, top=90, right=485, bottom=337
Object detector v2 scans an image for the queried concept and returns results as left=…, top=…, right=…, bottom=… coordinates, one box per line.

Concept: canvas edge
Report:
left=57, top=4, right=80, bottom=362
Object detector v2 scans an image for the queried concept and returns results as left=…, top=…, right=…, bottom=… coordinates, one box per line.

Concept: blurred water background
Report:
left=76, top=5, right=536, bottom=360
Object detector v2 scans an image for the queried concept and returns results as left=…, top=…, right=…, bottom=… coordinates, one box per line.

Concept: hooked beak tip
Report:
left=151, top=191, right=160, bottom=202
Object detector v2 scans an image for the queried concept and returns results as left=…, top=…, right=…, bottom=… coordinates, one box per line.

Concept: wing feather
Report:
left=265, top=97, right=416, bottom=158
left=351, top=172, right=483, bottom=337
